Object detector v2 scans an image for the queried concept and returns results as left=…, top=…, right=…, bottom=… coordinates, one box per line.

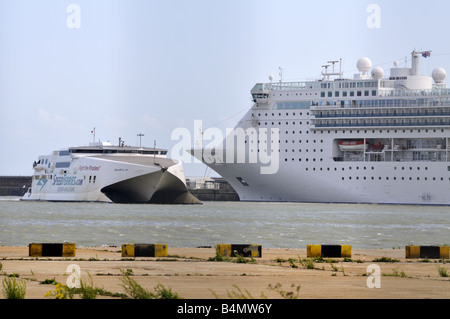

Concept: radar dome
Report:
left=371, top=67, right=384, bottom=80
left=357, top=57, right=372, bottom=73
left=432, top=67, right=446, bottom=84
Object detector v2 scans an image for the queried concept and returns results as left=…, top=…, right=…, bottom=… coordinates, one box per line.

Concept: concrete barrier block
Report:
left=307, top=245, right=351, bottom=258
left=121, top=244, right=167, bottom=257
left=29, top=243, right=76, bottom=257
left=216, top=244, right=262, bottom=258
left=405, top=246, right=449, bottom=259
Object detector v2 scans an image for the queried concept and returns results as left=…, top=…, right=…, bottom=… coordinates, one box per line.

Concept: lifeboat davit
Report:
left=339, top=140, right=367, bottom=151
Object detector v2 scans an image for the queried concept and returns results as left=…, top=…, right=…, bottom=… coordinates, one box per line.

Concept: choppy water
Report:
left=0, top=198, right=448, bottom=249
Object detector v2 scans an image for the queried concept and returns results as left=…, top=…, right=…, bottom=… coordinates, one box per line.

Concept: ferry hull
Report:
left=101, top=169, right=200, bottom=204
left=22, top=144, right=200, bottom=204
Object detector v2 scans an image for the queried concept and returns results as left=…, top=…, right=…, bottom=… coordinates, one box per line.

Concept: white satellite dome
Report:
left=432, top=67, right=446, bottom=84
left=371, top=67, right=384, bottom=80
left=269, top=74, right=274, bottom=82
left=357, top=57, right=372, bottom=73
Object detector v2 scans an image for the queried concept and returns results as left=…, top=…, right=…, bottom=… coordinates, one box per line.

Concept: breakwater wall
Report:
left=0, top=176, right=239, bottom=201
left=0, top=176, right=31, bottom=196
left=188, top=188, right=239, bottom=202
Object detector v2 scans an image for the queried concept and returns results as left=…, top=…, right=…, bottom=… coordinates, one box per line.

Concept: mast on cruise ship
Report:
left=411, top=50, right=431, bottom=75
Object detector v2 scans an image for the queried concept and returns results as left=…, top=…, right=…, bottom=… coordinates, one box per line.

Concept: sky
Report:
left=1, top=0, right=450, bottom=177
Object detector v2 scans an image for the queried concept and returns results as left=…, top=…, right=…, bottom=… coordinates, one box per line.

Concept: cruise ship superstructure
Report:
left=23, top=141, right=200, bottom=204
left=194, top=50, right=450, bottom=205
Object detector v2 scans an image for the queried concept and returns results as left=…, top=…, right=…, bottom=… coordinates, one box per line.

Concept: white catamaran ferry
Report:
left=23, top=140, right=200, bottom=204
left=194, top=50, right=450, bottom=205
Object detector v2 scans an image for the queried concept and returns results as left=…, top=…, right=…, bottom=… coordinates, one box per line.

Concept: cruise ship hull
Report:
left=203, top=155, right=449, bottom=205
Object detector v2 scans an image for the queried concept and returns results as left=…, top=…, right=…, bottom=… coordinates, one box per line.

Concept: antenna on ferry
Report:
left=91, top=127, right=95, bottom=143
left=279, top=67, right=284, bottom=83
left=137, top=133, right=144, bottom=147
left=153, top=139, right=156, bottom=163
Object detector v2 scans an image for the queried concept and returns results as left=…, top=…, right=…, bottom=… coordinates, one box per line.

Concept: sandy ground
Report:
left=0, top=246, right=449, bottom=300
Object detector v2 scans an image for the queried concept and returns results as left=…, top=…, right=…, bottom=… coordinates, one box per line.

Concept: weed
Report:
left=329, top=261, right=339, bottom=272
left=119, top=268, right=181, bottom=299
left=437, top=265, right=448, bottom=277
left=40, top=278, right=58, bottom=285
left=267, top=283, right=301, bottom=299
left=288, top=258, right=298, bottom=268
left=45, top=283, right=73, bottom=299
left=2, top=276, right=26, bottom=299
left=79, top=273, right=97, bottom=299
left=208, top=249, right=230, bottom=262
left=383, top=268, right=408, bottom=278
left=234, top=253, right=247, bottom=264
left=373, top=257, right=400, bottom=263
left=298, top=258, right=315, bottom=269
left=226, top=284, right=255, bottom=299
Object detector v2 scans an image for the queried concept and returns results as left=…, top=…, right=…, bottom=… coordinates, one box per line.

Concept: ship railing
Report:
left=313, top=111, right=450, bottom=118
left=251, top=81, right=320, bottom=92
left=313, top=121, right=450, bottom=128
left=379, top=88, right=450, bottom=97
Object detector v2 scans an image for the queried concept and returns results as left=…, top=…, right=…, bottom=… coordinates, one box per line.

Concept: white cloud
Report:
left=37, top=108, right=72, bottom=129
left=140, top=114, right=164, bottom=131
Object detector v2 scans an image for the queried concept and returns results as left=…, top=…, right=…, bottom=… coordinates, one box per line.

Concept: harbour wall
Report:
left=186, top=177, right=240, bottom=202
left=0, top=176, right=239, bottom=201
left=0, top=176, right=31, bottom=196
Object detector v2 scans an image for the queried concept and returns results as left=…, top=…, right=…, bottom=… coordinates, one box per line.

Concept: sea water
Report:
left=0, top=198, right=448, bottom=249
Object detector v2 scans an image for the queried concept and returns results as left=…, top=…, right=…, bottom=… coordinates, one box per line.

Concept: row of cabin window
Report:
left=313, top=128, right=447, bottom=134
left=253, top=112, right=310, bottom=117
left=341, top=176, right=448, bottom=181
left=246, top=140, right=323, bottom=144
left=258, top=122, right=310, bottom=126
left=286, top=164, right=438, bottom=171
left=320, top=90, right=377, bottom=98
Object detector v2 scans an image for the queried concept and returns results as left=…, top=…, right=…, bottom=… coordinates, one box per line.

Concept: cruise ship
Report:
left=22, top=141, right=200, bottom=204
left=193, top=50, right=450, bottom=205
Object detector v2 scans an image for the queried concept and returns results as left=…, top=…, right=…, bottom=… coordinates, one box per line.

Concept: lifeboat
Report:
left=369, top=141, right=384, bottom=150
left=339, top=140, right=367, bottom=151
